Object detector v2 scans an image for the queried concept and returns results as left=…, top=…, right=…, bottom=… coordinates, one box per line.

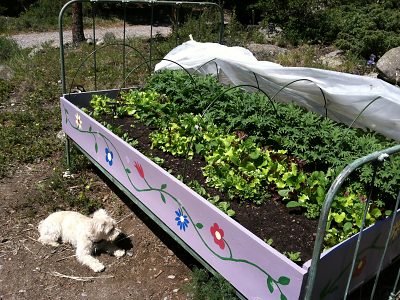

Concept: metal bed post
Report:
left=304, top=144, right=400, bottom=299
left=123, top=2, right=127, bottom=88
left=91, top=2, right=97, bottom=91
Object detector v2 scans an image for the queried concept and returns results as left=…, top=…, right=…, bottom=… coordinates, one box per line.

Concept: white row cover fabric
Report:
left=155, top=40, right=400, bottom=141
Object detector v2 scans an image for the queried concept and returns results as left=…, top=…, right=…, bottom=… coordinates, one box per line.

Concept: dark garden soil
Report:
left=105, top=115, right=319, bottom=264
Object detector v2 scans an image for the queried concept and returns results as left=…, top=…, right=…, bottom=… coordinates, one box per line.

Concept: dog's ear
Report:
left=90, top=218, right=107, bottom=237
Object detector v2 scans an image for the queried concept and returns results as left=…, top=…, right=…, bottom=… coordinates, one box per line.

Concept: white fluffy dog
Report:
left=38, top=209, right=125, bottom=272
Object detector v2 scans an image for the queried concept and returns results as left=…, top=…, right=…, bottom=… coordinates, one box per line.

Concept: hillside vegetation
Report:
left=1, top=0, right=400, bottom=60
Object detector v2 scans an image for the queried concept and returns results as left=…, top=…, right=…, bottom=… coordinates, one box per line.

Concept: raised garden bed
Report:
left=61, top=73, right=400, bottom=299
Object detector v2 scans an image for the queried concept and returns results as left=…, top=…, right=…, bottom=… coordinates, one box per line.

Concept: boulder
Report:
left=377, top=47, right=400, bottom=85
left=247, top=43, right=288, bottom=60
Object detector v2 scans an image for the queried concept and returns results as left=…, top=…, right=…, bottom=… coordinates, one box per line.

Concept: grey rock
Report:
left=377, top=47, right=400, bottom=85
left=28, top=45, right=43, bottom=58
left=96, top=38, right=104, bottom=46
left=247, top=43, right=288, bottom=60
left=56, top=130, right=66, bottom=142
left=364, top=72, right=379, bottom=79
left=320, top=50, right=344, bottom=68
left=258, top=25, right=283, bottom=40
left=103, top=32, right=117, bottom=43
left=0, top=65, right=14, bottom=81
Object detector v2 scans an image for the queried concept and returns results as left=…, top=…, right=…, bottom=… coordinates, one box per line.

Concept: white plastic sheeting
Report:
left=155, top=40, right=400, bottom=141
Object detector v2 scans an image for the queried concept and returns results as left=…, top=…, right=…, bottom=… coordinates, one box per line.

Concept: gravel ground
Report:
left=9, top=25, right=171, bottom=49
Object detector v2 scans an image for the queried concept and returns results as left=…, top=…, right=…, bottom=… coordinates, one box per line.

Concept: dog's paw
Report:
left=38, top=238, right=60, bottom=247
left=91, top=262, right=105, bottom=273
left=48, top=241, right=60, bottom=247
left=113, top=249, right=125, bottom=258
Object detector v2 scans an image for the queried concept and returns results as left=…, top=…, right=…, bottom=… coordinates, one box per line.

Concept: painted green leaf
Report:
left=278, top=276, right=290, bottom=285
left=267, top=276, right=274, bottom=293
left=125, top=168, right=131, bottom=174
left=89, top=126, right=92, bottom=132
left=161, top=183, right=167, bottom=190
left=95, top=143, right=98, bottom=153
left=160, top=193, right=166, bottom=203
left=195, top=223, right=204, bottom=229
left=281, top=294, right=288, bottom=300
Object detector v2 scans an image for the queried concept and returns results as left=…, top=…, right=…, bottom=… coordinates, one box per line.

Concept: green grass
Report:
left=0, top=36, right=22, bottom=63
left=185, top=268, right=239, bottom=300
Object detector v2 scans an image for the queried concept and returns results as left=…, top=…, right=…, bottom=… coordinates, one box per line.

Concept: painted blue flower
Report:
left=175, top=208, right=189, bottom=231
left=105, top=147, right=113, bottom=166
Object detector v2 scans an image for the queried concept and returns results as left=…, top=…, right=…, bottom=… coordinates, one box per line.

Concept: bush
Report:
left=0, top=36, right=21, bottom=63
left=16, top=0, right=67, bottom=31
left=331, top=4, right=400, bottom=58
left=252, top=0, right=400, bottom=58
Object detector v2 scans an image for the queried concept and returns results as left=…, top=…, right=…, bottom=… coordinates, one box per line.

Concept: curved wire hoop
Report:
left=68, top=43, right=151, bottom=94
left=270, top=78, right=329, bottom=118
left=202, top=84, right=278, bottom=117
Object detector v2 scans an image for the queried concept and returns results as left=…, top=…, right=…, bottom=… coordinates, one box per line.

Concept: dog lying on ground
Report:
left=38, top=209, right=125, bottom=272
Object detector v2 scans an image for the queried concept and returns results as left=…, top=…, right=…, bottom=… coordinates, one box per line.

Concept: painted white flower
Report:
left=75, top=113, right=82, bottom=129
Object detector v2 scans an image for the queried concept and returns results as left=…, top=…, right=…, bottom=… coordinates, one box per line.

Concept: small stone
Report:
left=81, top=292, right=87, bottom=297
left=56, top=130, right=66, bottom=142
left=167, top=249, right=174, bottom=256
left=173, top=288, right=179, bottom=293
left=167, top=275, right=176, bottom=279
left=62, top=170, right=74, bottom=179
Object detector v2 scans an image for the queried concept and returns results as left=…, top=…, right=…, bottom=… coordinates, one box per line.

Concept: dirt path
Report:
left=0, top=25, right=201, bottom=300
left=10, top=25, right=171, bottom=49
left=0, top=155, right=193, bottom=300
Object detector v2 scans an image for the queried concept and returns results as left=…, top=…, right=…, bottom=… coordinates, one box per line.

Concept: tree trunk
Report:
left=72, top=3, right=85, bottom=43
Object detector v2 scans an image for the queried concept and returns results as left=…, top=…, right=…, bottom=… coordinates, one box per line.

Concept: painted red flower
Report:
left=210, top=223, right=225, bottom=250
left=352, top=256, right=367, bottom=277
left=134, top=161, right=145, bottom=179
